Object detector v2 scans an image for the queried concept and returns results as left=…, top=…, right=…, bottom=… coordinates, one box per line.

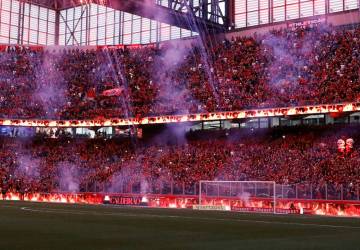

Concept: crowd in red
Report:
left=0, top=125, right=358, bottom=199
left=0, top=24, right=360, bottom=120
left=1, top=24, right=359, bottom=200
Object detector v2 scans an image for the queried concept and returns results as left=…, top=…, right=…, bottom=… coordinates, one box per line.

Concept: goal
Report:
left=199, top=181, right=277, bottom=214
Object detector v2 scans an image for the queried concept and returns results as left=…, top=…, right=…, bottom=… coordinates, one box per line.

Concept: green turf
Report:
left=0, top=201, right=359, bottom=250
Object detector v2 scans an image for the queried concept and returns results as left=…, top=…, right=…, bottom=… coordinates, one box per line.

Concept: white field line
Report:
left=17, top=206, right=360, bottom=230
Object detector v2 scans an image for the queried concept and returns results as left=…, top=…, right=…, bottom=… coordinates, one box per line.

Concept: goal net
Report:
left=199, top=181, right=276, bottom=214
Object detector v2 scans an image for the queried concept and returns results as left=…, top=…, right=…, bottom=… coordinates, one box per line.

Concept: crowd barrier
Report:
left=0, top=102, right=358, bottom=127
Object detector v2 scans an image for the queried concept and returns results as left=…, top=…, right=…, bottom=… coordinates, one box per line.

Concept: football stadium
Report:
left=0, top=0, right=360, bottom=249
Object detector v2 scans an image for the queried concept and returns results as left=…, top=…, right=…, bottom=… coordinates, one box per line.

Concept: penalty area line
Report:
left=18, top=206, right=360, bottom=230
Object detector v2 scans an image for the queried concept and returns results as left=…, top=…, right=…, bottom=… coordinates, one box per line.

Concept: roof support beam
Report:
left=107, top=0, right=227, bottom=33
left=20, top=0, right=229, bottom=33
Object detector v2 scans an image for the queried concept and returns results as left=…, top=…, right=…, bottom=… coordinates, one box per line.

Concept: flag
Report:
left=102, top=87, right=124, bottom=97
left=86, top=88, right=96, bottom=99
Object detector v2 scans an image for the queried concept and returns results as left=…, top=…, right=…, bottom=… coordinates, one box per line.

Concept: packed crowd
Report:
left=0, top=24, right=360, bottom=120
left=0, top=125, right=359, bottom=199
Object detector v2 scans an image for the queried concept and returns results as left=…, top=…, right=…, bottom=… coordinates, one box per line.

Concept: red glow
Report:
left=0, top=102, right=358, bottom=127
left=3, top=192, right=103, bottom=204
left=2, top=192, right=360, bottom=217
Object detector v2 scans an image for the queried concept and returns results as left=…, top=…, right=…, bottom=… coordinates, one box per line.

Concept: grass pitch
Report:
left=0, top=201, right=359, bottom=250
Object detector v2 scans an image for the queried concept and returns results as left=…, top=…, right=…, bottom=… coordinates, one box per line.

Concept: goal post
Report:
left=199, top=181, right=277, bottom=214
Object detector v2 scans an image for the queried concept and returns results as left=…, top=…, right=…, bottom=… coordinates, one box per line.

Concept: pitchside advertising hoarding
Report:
left=231, top=206, right=300, bottom=214
left=103, top=195, right=148, bottom=206
left=2, top=192, right=360, bottom=216
left=193, top=205, right=230, bottom=211
left=193, top=205, right=299, bottom=214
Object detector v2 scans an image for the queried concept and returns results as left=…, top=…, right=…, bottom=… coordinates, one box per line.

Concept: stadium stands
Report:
left=0, top=24, right=359, bottom=120
left=0, top=125, right=358, bottom=199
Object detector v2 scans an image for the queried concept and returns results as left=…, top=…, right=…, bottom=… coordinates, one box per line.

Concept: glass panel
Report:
left=123, top=20, right=132, bottom=34
left=132, top=18, right=141, bottom=33
left=329, top=0, right=344, bottom=12
left=260, top=0, right=269, bottom=9
left=11, top=0, right=19, bottom=13
left=132, top=32, right=140, bottom=43
left=2, top=0, right=11, bottom=11
left=286, top=3, right=299, bottom=20
left=90, top=4, right=97, bottom=16
left=170, top=26, right=181, bottom=39
left=38, top=32, right=46, bottom=44
left=48, top=10, right=56, bottom=23
left=10, top=11, right=19, bottom=25
left=344, top=0, right=359, bottom=10
left=48, top=22, right=55, bottom=35
left=30, top=17, right=38, bottom=30
left=81, top=31, right=86, bottom=44
left=300, top=1, right=314, bottom=17
left=106, top=24, right=114, bottom=38
left=24, top=3, right=30, bottom=15
left=160, top=25, right=170, bottom=41
left=59, top=34, right=65, bottom=45
left=123, top=34, right=131, bottom=44
left=314, top=0, right=326, bottom=15
left=150, top=27, right=158, bottom=43
left=287, top=0, right=298, bottom=4
left=235, top=0, right=246, bottom=14
left=247, top=11, right=259, bottom=26
left=273, top=6, right=285, bottom=22
left=1, top=10, right=11, bottom=24
left=98, top=26, right=105, bottom=40
left=39, top=7, right=48, bottom=20
left=67, top=7, right=74, bottom=20
left=142, top=18, right=151, bottom=31
left=0, top=36, right=8, bottom=44
left=273, top=0, right=285, bottom=7
left=235, top=13, right=246, bottom=28
left=30, top=5, right=39, bottom=17
left=74, top=31, right=81, bottom=43
left=106, top=11, right=115, bottom=25
left=141, top=30, right=150, bottom=44
left=47, top=33, right=55, bottom=45
left=98, top=13, right=106, bottom=27
left=89, top=28, right=97, bottom=41
left=98, top=4, right=106, bottom=14
left=114, top=23, right=120, bottom=37
left=74, top=6, right=83, bottom=19
left=23, top=15, right=29, bottom=28
left=10, top=25, right=17, bottom=39
left=181, top=28, right=191, bottom=38
left=59, top=22, right=66, bottom=35
left=248, top=0, right=259, bottom=11
left=259, top=9, right=269, bottom=24
left=29, top=29, right=38, bottom=43
left=124, top=12, right=132, bottom=21
left=106, top=37, right=113, bottom=45
left=90, top=15, right=98, bottom=29
left=81, top=17, right=87, bottom=30
left=23, top=28, right=29, bottom=42
left=39, top=19, right=47, bottom=33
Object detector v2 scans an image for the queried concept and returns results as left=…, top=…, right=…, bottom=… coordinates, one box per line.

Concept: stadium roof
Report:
left=21, top=0, right=229, bottom=33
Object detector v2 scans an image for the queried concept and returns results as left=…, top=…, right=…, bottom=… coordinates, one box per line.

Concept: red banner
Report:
left=102, top=87, right=123, bottom=97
